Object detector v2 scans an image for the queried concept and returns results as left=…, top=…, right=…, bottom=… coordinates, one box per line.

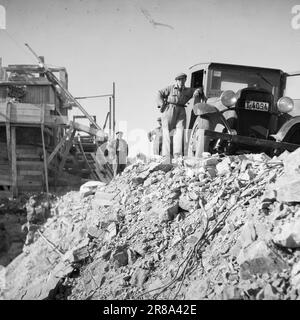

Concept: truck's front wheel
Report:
left=187, top=116, right=211, bottom=158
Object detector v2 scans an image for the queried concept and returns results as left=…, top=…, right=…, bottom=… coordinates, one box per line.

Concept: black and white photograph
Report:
left=1, top=0, right=300, bottom=308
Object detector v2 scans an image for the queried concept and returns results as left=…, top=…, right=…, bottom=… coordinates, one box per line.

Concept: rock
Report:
left=263, top=284, right=279, bottom=300
left=185, top=279, right=209, bottom=299
left=131, top=177, right=145, bottom=186
left=87, top=226, right=103, bottom=239
left=237, top=240, right=288, bottom=280
left=222, top=285, right=242, bottom=300
left=179, top=195, right=198, bottom=212
left=152, top=202, right=179, bottom=222
left=130, top=269, right=149, bottom=287
left=274, top=174, right=300, bottom=202
left=127, top=248, right=138, bottom=265
left=238, top=222, right=257, bottom=248
left=101, top=249, right=112, bottom=261
left=112, top=246, right=128, bottom=267
left=93, top=191, right=117, bottom=207
left=79, top=181, right=106, bottom=197
left=261, top=189, right=277, bottom=203
left=206, top=166, right=217, bottom=178
left=104, top=222, right=118, bottom=242
left=216, top=158, right=232, bottom=176
left=273, top=219, right=300, bottom=248
left=282, top=148, right=300, bottom=175
left=73, top=245, right=89, bottom=262
left=290, top=260, right=300, bottom=290
left=72, top=238, right=90, bottom=262
left=239, top=169, right=256, bottom=182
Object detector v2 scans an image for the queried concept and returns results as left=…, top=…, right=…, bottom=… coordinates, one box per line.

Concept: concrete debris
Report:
left=79, top=181, right=106, bottom=197
left=273, top=219, right=300, bottom=248
left=237, top=240, right=288, bottom=280
left=3, top=149, right=300, bottom=300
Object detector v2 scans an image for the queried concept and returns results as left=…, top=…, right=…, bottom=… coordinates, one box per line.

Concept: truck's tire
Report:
left=187, top=116, right=211, bottom=158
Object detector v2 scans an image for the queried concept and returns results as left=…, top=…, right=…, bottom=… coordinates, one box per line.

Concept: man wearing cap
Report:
left=147, top=117, right=163, bottom=155
left=157, top=73, right=202, bottom=160
left=107, top=131, right=129, bottom=176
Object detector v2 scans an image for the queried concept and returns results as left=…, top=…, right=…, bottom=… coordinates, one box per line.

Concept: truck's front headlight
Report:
left=277, top=96, right=294, bottom=113
left=221, top=90, right=237, bottom=107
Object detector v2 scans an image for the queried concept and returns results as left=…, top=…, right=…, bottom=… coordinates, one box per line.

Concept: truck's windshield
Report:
left=207, top=65, right=282, bottom=100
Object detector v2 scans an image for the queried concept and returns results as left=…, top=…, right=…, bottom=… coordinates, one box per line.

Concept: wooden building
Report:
left=0, top=58, right=112, bottom=198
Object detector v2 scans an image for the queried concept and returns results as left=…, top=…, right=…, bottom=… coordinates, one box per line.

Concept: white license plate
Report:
left=245, top=101, right=269, bottom=112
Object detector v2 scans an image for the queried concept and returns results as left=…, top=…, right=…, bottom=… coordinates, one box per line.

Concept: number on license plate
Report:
left=245, top=101, right=269, bottom=112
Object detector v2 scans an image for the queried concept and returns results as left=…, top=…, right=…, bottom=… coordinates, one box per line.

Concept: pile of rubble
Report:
left=2, top=148, right=300, bottom=300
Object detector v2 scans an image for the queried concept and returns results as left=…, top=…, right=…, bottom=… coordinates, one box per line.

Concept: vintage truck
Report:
left=186, top=62, right=300, bottom=157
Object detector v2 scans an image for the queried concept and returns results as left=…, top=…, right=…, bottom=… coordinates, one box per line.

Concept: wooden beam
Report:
left=11, top=126, right=17, bottom=197
left=71, top=121, right=103, bottom=137
left=5, top=102, right=11, bottom=163
left=58, top=129, right=76, bottom=172
left=47, top=126, right=74, bottom=166
left=40, top=105, right=49, bottom=194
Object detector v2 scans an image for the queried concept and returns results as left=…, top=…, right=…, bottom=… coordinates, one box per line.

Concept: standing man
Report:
left=157, top=73, right=201, bottom=161
left=147, top=117, right=163, bottom=155
left=108, top=131, right=129, bottom=176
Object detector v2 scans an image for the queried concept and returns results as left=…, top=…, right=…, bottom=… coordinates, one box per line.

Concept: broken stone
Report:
left=179, top=195, right=198, bottom=212
left=104, top=222, right=118, bottom=242
left=222, top=285, right=242, bottom=300
left=130, top=268, right=149, bottom=287
left=206, top=166, right=217, bottom=178
left=261, top=189, right=277, bottom=203
left=237, top=240, right=288, bottom=280
left=185, top=279, right=209, bottom=300
left=282, top=148, right=300, bottom=175
left=239, top=169, right=256, bottom=182
left=275, top=174, right=300, bottom=203
left=263, top=284, right=279, bottom=300
left=93, top=191, right=117, bottom=207
left=127, top=248, right=138, bottom=265
left=80, top=181, right=106, bottom=197
left=290, top=260, right=300, bottom=290
left=112, top=246, right=128, bottom=268
left=216, top=158, right=232, bottom=176
left=73, top=245, right=89, bottom=262
left=87, top=226, right=103, bottom=239
left=238, top=222, right=257, bottom=248
left=273, top=219, right=300, bottom=248
left=152, top=202, right=179, bottom=223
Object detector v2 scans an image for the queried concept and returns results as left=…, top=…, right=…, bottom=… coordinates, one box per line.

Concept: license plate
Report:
left=245, top=101, right=269, bottom=112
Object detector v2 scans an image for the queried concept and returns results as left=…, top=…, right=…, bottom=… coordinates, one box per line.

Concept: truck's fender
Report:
left=271, top=116, right=300, bottom=141
left=193, top=102, right=236, bottom=134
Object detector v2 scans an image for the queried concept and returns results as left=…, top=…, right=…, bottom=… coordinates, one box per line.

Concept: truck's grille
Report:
left=235, top=88, right=276, bottom=139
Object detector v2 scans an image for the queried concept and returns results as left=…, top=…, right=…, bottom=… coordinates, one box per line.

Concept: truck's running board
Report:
left=204, top=130, right=300, bottom=152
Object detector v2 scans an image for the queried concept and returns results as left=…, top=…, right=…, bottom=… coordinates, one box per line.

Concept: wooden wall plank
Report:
left=11, top=126, right=17, bottom=197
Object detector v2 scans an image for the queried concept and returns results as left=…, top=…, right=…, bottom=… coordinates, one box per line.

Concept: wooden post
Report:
left=58, top=129, right=76, bottom=172
left=5, top=101, right=11, bottom=163
left=109, top=97, right=112, bottom=136
left=11, top=126, right=17, bottom=197
left=40, top=105, right=49, bottom=194
left=112, top=82, right=115, bottom=137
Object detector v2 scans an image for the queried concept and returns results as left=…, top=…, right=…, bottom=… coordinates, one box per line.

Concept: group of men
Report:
left=98, top=71, right=204, bottom=177
left=148, top=72, right=205, bottom=160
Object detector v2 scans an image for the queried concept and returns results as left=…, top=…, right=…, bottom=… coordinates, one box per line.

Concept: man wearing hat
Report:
left=147, top=117, right=163, bottom=155
left=157, top=72, right=202, bottom=160
left=107, top=131, right=128, bottom=176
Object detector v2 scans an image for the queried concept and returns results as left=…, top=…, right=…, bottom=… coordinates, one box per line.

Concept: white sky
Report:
left=1, top=0, right=300, bottom=156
